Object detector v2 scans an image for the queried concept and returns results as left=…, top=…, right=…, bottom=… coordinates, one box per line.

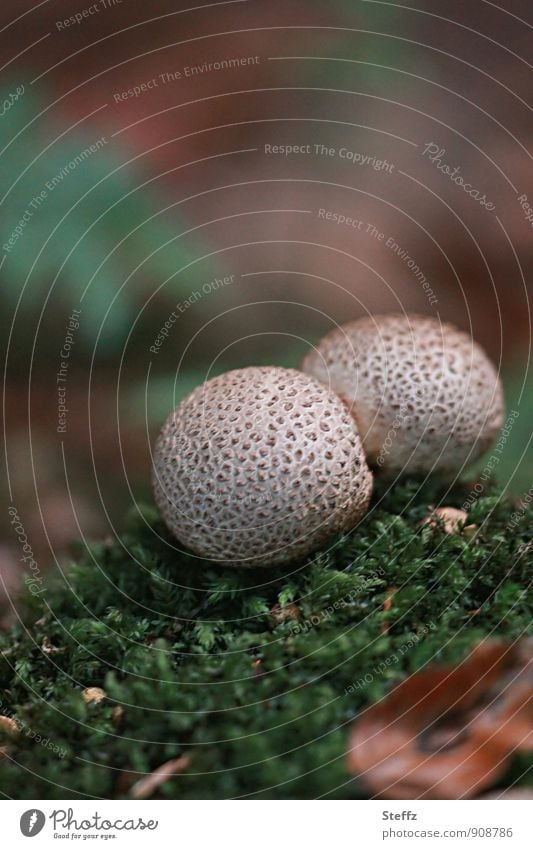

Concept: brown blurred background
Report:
left=1, top=0, right=531, bottom=620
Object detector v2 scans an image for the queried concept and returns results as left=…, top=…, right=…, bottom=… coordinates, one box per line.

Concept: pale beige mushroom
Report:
left=152, top=366, right=372, bottom=567
left=301, top=314, right=504, bottom=475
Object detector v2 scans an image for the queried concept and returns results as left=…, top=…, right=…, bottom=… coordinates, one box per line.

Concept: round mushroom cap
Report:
left=152, top=366, right=372, bottom=567
left=301, top=314, right=504, bottom=475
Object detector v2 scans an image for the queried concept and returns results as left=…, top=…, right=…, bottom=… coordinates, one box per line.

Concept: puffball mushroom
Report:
left=301, top=314, right=504, bottom=475
left=152, top=366, right=372, bottom=567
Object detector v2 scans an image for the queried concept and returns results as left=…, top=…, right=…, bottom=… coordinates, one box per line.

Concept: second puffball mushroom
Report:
left=301, top=314, right=504, bottom=475
left=152, top=366, right=372, bottom=567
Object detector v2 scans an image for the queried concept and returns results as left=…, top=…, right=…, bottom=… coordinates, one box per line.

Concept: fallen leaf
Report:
left=129, top=754, right=192, bottom=799
left=112, top=706, right=124, bottom=727
left=270, top=604, right=300, bottom=624
left=347, top=640, right=533, bottom=799
left=381, top=587, right=396, bottom=634
left=422, top=507, right=476, bottom=536
left=0, top=715, right=19, bottom=736
left=82, top=687, right=106, bottom=705
left=41, top=636, right=65, bottom=654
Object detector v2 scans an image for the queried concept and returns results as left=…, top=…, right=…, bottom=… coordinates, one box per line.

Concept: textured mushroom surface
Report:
left=301, top=314, right=504, bottom=475
left=152, top=367, right=372, bottom=567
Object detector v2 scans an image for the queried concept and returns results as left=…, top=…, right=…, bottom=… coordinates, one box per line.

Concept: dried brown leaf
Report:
left=347, top=640, right=533, bottom=800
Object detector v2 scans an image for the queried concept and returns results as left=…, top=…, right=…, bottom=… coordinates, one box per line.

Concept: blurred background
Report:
left=1, top=0, right=531, bottom=619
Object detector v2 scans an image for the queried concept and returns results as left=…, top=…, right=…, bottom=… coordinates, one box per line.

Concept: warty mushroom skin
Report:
left=152, top=366, right=373, bottom=567
left=301, top=314, right=504, bottom=475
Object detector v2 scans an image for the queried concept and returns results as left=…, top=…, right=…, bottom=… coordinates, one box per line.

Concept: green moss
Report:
left=0, top=478, right=531, bottom=799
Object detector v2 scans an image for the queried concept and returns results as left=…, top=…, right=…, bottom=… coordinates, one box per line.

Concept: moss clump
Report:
left=0, top=478, right=531, bottom=799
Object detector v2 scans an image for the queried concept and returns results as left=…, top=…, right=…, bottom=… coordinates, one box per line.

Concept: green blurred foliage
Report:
left=1, top=83, right=202, bottom=349
left=469, top=371, right=533, bottom=495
